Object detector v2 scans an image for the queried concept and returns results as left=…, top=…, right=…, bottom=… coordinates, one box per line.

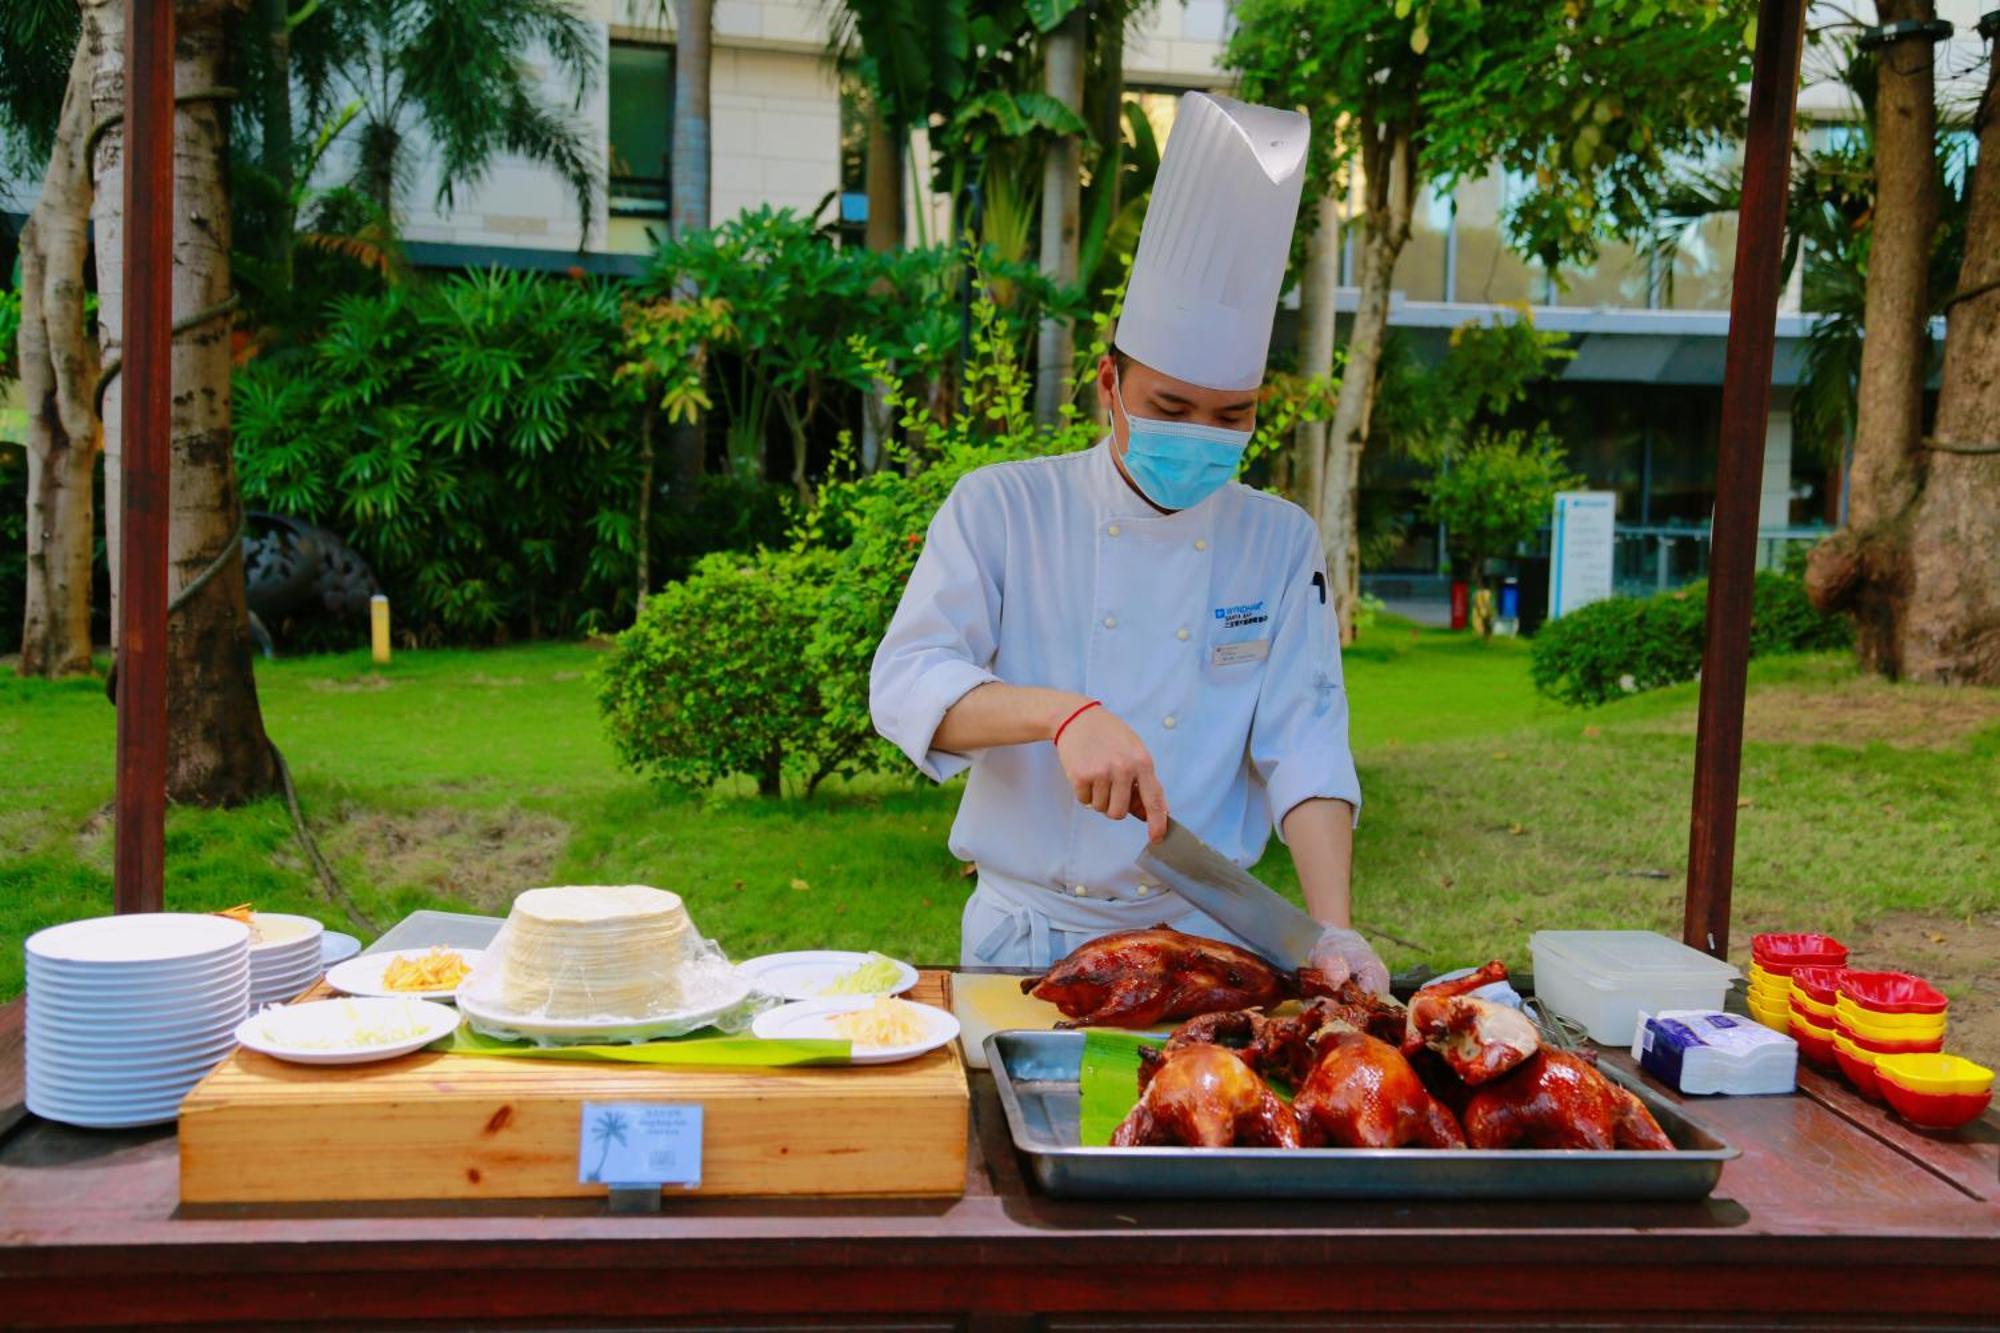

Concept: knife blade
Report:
left=1136, top=819, right=1324, bottom=969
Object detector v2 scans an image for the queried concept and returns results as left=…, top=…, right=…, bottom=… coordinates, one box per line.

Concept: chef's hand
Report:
left=1054, top=705, right=1170, bottom=843
left=1305, top=926, right=1391, bottom=998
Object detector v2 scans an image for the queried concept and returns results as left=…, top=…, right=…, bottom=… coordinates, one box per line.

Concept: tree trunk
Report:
left=93, top=0, right=128, bottom=643
left=1902, top=52, right=2000, bottom=682
left=1315, top=120, right=1413, bottom=644
left=1803, top=1, right=1937, bottom=674
left=1033, top=11, right=1084, bottom=426
left=860, top=94, right=902, bottom=472
left=636, top=403, right=654, bottom=615
left=255, top=0, right=293, bottom=292
left=1295, top=193, right=1341, bottom=516
left=17, top=27, right=104, bottom=679
left=171, top=0, right=280, bottom=803
left=666, top=0, right=711, bottom=509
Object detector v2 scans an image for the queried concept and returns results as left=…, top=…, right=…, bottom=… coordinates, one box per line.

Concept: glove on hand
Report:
left=1305, top=926, right=1391, bottom=998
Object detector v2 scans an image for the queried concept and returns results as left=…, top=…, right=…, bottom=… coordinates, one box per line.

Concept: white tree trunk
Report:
left=1296, top=193, right=1341, bottom=519
left=1034, top=12, right=1084, bottom=426
left=17, top=24, right=104, bottom=678
left=164, top=0, right=278, bottom=803
left=91, top=0, right=128, bottom=645
left=1314, top=121, right=1413, bottom=645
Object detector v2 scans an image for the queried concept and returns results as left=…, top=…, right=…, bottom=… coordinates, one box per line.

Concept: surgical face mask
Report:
left=1113, top=371, right=1252, bottom=512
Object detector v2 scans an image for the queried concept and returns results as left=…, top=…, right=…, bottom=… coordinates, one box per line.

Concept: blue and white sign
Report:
left=1548, top=491, right=1617, bottom=620
left=579, top=1102, right=704, bottom=1190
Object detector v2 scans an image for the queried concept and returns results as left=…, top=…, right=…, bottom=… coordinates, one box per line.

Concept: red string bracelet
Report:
left=1052, top=699, right=1102, bottom=747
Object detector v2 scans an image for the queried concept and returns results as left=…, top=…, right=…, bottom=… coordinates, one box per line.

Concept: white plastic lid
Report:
left=1530, top=930, right=1740, bottom=983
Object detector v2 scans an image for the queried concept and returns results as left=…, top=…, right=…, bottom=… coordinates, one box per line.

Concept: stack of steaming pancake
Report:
left=497, top=885, right=691, bottom=1019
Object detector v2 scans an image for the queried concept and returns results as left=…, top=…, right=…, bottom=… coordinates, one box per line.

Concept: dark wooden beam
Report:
left=1684, top=0, right=1810, bottom=958
left=113, top=0, right=175, bottom=915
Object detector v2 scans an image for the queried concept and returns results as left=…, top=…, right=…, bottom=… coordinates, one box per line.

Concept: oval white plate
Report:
left=751, top=996, right=960, bottom=1065
left=736, top=951, right=920, bottom=1003
left=320, top=932, right=362, bottom=967
left=236, top=997, right=460, bottom=1065
left=27, top=913, right=249, bottom=966
left=326, top=948, right=483, bottom=1001
left=456, top=974, right=752, bottom=1044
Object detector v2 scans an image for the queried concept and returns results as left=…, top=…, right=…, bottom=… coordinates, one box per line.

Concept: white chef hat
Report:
left=1115, top=92, right=1310, bottom=392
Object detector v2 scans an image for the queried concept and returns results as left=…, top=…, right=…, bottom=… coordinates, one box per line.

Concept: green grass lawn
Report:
left=6, top=619, right=1998, bottom=1055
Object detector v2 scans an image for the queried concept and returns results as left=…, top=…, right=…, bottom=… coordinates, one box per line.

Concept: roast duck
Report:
left=1039, top=933, right=1675, bottom=1153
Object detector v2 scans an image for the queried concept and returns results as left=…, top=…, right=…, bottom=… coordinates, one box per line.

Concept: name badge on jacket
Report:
left=1212, top=639, right=1271, bottom=667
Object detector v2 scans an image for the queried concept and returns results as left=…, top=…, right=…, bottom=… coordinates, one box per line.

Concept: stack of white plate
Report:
left=247, top=912, right=326, bottom=1008
left=25, top=913, right=252, bottom=1129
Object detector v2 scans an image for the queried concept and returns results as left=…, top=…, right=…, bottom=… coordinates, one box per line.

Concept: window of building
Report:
left=1560, top=238, right=1653, bottom=309
left=1451, top=170, right=1543, bottom=305
left=608, top=41, right=673, bottom=217
left=1393, top=182, right=1453, bottom=302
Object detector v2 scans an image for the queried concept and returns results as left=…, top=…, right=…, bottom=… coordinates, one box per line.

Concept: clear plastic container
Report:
left=1529, top=930, right=1741, bottom=1045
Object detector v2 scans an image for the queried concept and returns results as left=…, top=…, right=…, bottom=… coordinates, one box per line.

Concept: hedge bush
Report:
left=597, top=549, right=857, bottom=796
left=1530, top=571, right=1851, bottom=706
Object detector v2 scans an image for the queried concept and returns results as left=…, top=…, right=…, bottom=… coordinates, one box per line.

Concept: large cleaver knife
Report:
left=1137, top=819, right=1323, bottom=969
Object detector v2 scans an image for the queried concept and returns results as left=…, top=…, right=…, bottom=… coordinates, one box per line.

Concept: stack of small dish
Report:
left=1831, top=971, right=1949, bottom=1102
left=24, top=914, right=251, bottom=1129
left=1746, top=932, right=1848, bottom=1034
left=1784, top=965, right=1846, bottom=1067
left=246, top=912, right=326, bottom=1008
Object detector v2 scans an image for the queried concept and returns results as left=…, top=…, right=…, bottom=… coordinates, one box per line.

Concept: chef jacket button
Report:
left=1136, top=885, right=1151, bottom=898
left=1071, top=884, right=1088, bottom=897
left=1176, top=627, right=1190, bottom=641
left=1103, top=614, right=1118, bottom=629
left=1194, top=539, right=1208, bottom=551
left=1107, top=523, right=1121, bottom=537
left=1163, top=715, right=1178, bottom=729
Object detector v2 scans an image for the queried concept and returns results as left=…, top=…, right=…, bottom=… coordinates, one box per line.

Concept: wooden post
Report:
left=1683, top=0, right=1809, bottom=958
left=113, top=0, right=174, bottom=915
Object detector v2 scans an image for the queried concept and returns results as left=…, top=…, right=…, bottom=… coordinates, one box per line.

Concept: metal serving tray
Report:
left=987, top=1029, right=1738, bottom=1201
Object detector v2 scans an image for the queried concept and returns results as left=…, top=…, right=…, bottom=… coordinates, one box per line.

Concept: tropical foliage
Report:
left=290, top=0, right=601, bottom=229
left=236, top=269, right=642, bottom=640
left=1531, top=572, right=1850, bottom=706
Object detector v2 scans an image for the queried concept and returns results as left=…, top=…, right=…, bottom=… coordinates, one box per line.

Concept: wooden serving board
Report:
left=179, top=973, right=968, bottom=1204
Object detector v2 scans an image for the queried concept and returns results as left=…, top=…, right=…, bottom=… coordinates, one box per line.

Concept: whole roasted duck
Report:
left=1113, top=1044, right=1302, bottom=1148
left=1022, top=925, right=1293, bottom=1028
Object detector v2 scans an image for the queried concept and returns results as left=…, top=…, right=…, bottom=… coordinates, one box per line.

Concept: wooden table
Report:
left=3, top=987, right=1996, bottom=1330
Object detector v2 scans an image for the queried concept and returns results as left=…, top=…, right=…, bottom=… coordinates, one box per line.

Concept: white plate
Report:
left=321, top=932, right=362, bottom=966
left=735, top=951, right=920, bottom=1002
left=27, top=990, right=248, bottom=1019
left=246, top=912, right=325, bottom=950
left=26, top=1019, right=243, bottom=1054
left=325, top=949, right=483, bottom=1001
left=25, top=1047, right=234, bottom=1085
left=456, top=974, right=753, bottom=1044
left=24, top=1089, right=187, bottom=1129
left=751, top=996, right=960, bottom=1065
left=27, top=957, right=250, bottom=989
left=236, top=997, right=460, bottom=1065
left=27, top=913, right=250, bottom=966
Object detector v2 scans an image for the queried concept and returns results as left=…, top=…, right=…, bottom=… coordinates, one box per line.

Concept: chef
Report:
left=869, top=92, right=1385, bottom=992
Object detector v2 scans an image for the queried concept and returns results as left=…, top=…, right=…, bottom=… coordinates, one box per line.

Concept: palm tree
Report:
left=291, top=0, right=601, bottom=241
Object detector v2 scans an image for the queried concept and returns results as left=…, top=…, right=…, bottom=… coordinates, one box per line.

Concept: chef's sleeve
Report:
left=1249, top=522, right=1362, bottom=835
left=868, top=474, right=1003, bottom=782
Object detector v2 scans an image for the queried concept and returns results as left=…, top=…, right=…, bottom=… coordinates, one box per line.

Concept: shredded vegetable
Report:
left=819, top=952, right=903, bottom=997
left=381, top=947, right=471, bottom=992
left=828, top=996, right=931, bottom=1049
left=259, top=1000, right=440, bottom=1051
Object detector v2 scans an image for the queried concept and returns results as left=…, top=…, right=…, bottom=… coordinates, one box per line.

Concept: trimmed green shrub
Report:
left=1530, top=571, right=1851, bottom=706
left=598, top=549, right=858, bottom=796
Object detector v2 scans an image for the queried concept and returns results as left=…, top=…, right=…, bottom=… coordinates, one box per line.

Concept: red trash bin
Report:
left=1449, top=580, right=1469, bottom=631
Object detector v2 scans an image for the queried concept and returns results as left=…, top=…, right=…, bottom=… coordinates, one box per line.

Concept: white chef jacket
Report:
left=869, top=439, right=1362, bottom=966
